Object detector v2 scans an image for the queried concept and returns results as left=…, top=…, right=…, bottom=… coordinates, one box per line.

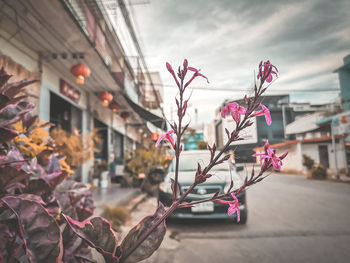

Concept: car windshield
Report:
left=171, top=154, right=231, bottom=172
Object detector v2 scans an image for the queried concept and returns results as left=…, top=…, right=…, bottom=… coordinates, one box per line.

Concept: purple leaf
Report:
left=17, top=194, right=45, bottom=205
left=0, top=94, right=10, bottom=110
left=55, top=180, right=95, bottom=219
left=62, top=226, right=94, bottom=263
left=3, top=79, right=38, bottom=99
left=120, top=202, right=166, bottom=263
left=0, top=127, right=18, bottom=143
left=54, top=191, right=78, bottom=219
left=0, top=67, right=12, bottom=91
left=0, top=166, right=29, bottom=194
left=22, top=113, right=38, bottom=132
left=0, top=101, right=34, bottom=128
left=26, top=178, right=52, bottom=196
left=0, top=147, right=26, bottom=169
left=75, top=190, right=95, bottom=221
left=1, top=196, right=63, bottom=263
left=63, top=214, right=120, bottom=262
left=0, top=223, right=13, bottom=251
left=40, top=171, right=67, bottom=190
left=47, top=155, right=62, bottom=174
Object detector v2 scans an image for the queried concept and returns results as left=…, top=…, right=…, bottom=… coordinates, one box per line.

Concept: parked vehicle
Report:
left=158, top=150, right=247, bottom=223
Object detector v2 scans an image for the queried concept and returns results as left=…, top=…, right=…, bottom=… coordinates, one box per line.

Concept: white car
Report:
left=158, top=150, right=247, bottom=223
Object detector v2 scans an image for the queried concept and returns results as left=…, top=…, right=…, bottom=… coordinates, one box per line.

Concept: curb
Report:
left=124, top=193, right=149, bottom=213
left=328, top=178, right=350, bottom=184
left=93, top=187, right=143, bottom=216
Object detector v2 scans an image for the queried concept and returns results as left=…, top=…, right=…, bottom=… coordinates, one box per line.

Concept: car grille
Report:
left=181, top=185, right=223, bottom=197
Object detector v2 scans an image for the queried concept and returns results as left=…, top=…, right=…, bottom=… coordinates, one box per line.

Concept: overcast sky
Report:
left=131, top=0, right=350, bottom=125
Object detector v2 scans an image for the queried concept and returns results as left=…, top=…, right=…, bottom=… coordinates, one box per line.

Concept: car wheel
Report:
left=237, top=210, right=247, bottom=224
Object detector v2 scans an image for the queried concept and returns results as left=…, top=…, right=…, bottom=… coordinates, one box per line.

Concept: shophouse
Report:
left=0, top=0, right=165, bottom=183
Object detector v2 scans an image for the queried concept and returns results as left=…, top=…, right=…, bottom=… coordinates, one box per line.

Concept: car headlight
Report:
left=159, top=179, right=172, bottom=194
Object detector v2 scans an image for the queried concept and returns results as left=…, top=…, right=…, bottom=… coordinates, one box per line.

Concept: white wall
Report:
left=0, top=30, right=38, bottom=71
left=301, top=142, right=346, bottom=172
left=254, top=143, right=302, bottom=173
left=280, top=143, right=303, bottom=173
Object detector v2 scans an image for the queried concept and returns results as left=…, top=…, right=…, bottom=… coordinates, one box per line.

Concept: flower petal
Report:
left=155, top=134, right=166, bottom=147
left=227, top=205, right=236, bottom=216
left=236, top=208, right=241, bottom=223
left=231, top=193, right=239, bottom=203
left=155, top=130, right=175, bottom=147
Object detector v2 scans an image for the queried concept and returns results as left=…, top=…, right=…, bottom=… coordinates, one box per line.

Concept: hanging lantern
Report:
left=121, top=111, right=130, bottom=121
left=99, top=91, right=113, bottom=107
left=70, top=63, right=91, bottom=84
left=151, top=132, right=160, bottom=141
left=109, top=101, right=120, bottom=112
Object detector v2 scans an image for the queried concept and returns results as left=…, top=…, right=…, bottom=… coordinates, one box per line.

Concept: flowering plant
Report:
left=0, top=59, right=287, bottom=263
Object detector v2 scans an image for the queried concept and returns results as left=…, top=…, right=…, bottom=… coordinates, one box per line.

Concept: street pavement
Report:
left=92, top=185, right=141, bottom=216
left=125, top=173, right=350, bottom=263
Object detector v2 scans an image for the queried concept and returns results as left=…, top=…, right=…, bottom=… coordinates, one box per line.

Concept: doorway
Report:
left=318, top=145, right=329, bottom=168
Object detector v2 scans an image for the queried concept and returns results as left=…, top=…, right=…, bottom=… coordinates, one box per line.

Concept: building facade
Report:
left=335, top=54, right=350, bottom=111
left=213, top=95, right=294, bottom=163
left=0, top=0, right=165, bottom=183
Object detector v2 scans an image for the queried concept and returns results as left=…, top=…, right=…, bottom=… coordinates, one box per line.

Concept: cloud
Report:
left=131, top=0, right=350, bottom=124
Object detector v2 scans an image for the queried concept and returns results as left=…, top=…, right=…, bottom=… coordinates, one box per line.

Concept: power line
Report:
left=140, top=82, right=340, bottom=93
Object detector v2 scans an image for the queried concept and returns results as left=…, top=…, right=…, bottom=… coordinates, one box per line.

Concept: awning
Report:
left=124, top=95, right=167, bottom=131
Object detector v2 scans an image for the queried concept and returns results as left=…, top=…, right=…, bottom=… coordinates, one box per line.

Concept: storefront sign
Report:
left=60, top=79, right=81, bottom=104
left=332, top=112, right=350, bottom=136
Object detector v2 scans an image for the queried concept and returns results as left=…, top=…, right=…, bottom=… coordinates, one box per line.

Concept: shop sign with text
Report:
left=60, top=79, right=80, bottom=104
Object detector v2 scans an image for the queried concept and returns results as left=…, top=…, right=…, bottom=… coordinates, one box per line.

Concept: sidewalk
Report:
left=329, top=174, right=350, bottom=184
left=92, top=184, right=141, bottom=216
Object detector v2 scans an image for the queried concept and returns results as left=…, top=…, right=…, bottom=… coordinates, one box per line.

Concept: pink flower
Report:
left=155, top=130, right=175, bottom=149
left=253, top=104, right=271, bottom=126
left=231, top=105, right=247, bottom=122
left=257, top=60, right=278, bottom=83
left=184, top=66, right=209, bottom=88
left=221, top=102, right=236, bottom=118
left=252, top=140, right=288, bottom=171
left=271, top=154, right=282, bottom=170
left=215, top=193, right=240, bottom=223
left=221, top=102, right=247, bottom=122
left=253, top=140, right=273, bottom=161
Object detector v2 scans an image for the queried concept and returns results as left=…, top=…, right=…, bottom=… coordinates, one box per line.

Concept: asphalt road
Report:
left=142, top=173, right=350, bottom=263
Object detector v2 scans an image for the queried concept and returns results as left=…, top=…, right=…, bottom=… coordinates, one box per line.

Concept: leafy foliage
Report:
left=51, top=128, right=100, bottom=168
left=311, top=164, right=327, bottom=180
left=124, top=145, right=170, bottom=189
left=0, top=68, right=168, bottom=263
left=302, top=154, right=315, bottom=170
left=1, top=58, right=286, bottom=263
left=102, top=205, right=130, bottom=231
left=0, top=68, right=96, bottom=262
left=119, top=203, right=166, bottom=263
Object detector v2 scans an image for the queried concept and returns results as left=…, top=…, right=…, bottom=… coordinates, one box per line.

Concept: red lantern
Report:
left=109, top=102, right=120, bottom=113
left=99, top=92, right=113, bottom=107
left=121, top=111, right=130, bottom=121
left=70, top=63, right=91, bottom=84
left=151, top=132, right=160, bottom=141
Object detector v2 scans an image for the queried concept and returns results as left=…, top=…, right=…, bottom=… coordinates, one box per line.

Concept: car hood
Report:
left=167, top=170, right=237, bottom=185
